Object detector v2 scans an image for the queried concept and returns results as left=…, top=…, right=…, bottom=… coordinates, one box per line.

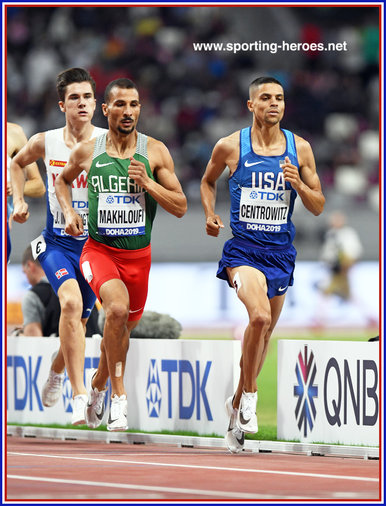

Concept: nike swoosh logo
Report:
left=129, top=307, right=144, bottom=314
left=239, top=412, right=251, bottom=425
left=87, top=403, right=104, bottom=419
left=278, top=286, right=288, bottom=292
left=226, top=427, right=245, bottom=445
left=96, top=161, right=114, bottom=168
left=236, top=433, right=245, bottom=445
left=244, top=160, right=264, bottom=167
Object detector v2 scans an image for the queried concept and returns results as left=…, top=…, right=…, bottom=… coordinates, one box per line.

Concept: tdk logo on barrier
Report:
left=294, top=345, right=318, bottom=437
left=7, top=355, right=43, bottom=411
left=7, top=355, right=102, bottom=413
left=146, top=359, right=162, bottom=417
left=146, top=358, right=213, bottom=421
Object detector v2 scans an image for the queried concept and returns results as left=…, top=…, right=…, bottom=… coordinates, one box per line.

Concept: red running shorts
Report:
left=80, top=237, right=151, bottom=321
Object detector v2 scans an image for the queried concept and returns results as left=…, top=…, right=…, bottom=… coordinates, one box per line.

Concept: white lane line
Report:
left=8, top=452, right=378, bottom=483
left=6, top=475, right=276, bottom=500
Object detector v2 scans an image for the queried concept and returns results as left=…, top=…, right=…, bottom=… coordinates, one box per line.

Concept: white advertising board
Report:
left=7, top=337, right=241, bottom=436
left=277, top=340, right=380, bottom=446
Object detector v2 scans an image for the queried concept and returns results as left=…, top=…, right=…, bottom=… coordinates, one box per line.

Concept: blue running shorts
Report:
left=216, top=237, right=297, bottom=299
left=36, top=232, right=96, bottom=319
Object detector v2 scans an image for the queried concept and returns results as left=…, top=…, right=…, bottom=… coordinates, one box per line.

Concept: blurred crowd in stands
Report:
left=7, top=5, right=379, bottom=211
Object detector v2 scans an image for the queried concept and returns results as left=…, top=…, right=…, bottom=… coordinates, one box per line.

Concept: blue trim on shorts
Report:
left=216, top=236, right=297, bottom=299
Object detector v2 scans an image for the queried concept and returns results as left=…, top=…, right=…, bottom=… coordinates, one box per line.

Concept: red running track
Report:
left=6, top=436, right=380, bottom=502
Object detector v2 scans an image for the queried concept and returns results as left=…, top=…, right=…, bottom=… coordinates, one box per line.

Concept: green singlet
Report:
left=87, top=132, right=157, bottom=250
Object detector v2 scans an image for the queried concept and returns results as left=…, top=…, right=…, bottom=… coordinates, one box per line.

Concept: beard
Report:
left=118, top=124, right=135, bottom=135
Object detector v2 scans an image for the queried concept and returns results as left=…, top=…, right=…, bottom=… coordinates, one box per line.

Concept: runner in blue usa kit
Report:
left=11, top=68, right=107, bottom=425
left=200, top=77, right=325, bottom=454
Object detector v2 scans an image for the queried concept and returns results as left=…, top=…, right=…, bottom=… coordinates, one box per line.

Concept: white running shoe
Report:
left=41, top=369, right=64, bottom=407
left=85, top=371, right=107, bottom=429
left=107, top=394, right=128, bottom=432
left=236, top=391, right=258, bottom=434
left=224, top=396, right=244, bottom=454
left=71, top=394, right=88, bottom=425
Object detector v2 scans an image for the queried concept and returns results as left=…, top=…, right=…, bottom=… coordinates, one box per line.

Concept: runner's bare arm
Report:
left=8, top=124, right=45, bottom=198
left=10, top=132, right=46, bottom=223
left=55, top=141, right=93, bottom=236
left=24, top=162, right=45, bottom=198
left=129, top=139, right=187, bottom=218
left=200, top=135, right=237, bottom=237
left=282, top=136, right=325, bottom=216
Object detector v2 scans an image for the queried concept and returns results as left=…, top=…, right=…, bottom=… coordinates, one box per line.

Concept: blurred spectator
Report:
left=13, top=246, right=101, bottom=337
left=319, top=211, right=363, bottom=300
left=311, top=210, right=378, bottom=329
left=13, top=245, right=61, bottom=336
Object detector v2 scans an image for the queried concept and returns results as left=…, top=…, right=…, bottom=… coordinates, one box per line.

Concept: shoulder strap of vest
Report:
left=240, top=127, right=251, bottom=159
left=44, top=128, right=59, bottom=156
left=282, top=129, right=297, bottom=159
left=92, top=132, right=108, bottom=160
left=135, top=132, right=148, bottom=160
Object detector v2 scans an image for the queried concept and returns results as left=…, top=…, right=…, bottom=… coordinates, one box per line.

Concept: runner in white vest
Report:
left=11, top=68, right=107, bottom=425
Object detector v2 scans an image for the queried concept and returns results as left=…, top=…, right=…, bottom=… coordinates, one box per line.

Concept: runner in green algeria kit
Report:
left=55, top=78, right=187, bottom=432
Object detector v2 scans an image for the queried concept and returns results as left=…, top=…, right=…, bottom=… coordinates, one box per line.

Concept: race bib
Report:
left=239, top=187, right=291, bottom=232
left=52, top=200, right=88, bottom=238
left=97, top=192, right=146, bottom=237
left=30, top=234, right=46, bottom=259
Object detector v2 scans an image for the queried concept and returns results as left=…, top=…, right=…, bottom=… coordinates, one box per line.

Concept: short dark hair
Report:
left=249, top=77, right=283, bottom=97
left=104, top=78, right=138, bottom=103
left=56, top=67, right=96, bottom=102
left=22, top=245, right=41, bottom=266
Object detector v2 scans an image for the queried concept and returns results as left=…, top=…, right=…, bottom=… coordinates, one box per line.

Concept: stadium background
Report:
left=6, top=4, right=380, bottom=332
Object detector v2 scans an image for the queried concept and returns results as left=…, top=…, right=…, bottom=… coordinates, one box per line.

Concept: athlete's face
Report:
left=59, top=82, right=96, bottom=123
left=102, top=87, right=141, bottom=135
left=247, top=83, right=285, bottom=126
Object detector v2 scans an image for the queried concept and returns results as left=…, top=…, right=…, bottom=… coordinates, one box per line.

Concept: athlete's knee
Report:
left=249, top=308, right=271, bottom=330
left=105, top=301, right=130, bottom=327
left=59, top=293, right=82, bottom=318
